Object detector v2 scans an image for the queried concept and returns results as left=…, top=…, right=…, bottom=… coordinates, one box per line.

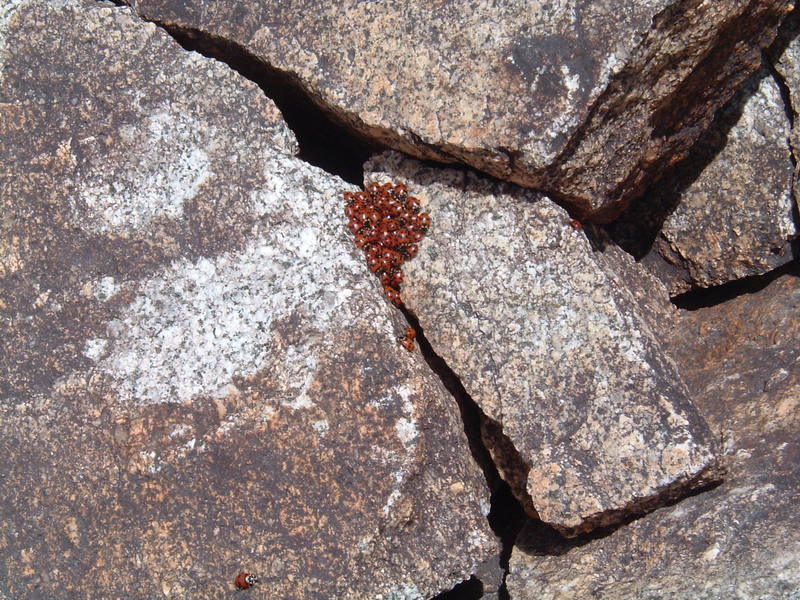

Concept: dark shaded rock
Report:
left=366, top=152, right=719, bottom=537
left=126, top=0, right=791, bottom=220
left=507, top=273, right=800, bottom=599
left=0, top=2, right=498, bottom=598
left=611, top=67, right=797, bottom=294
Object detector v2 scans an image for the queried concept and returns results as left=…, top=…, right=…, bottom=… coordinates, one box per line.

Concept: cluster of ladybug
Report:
left=344, top=181, right=430, bottom=307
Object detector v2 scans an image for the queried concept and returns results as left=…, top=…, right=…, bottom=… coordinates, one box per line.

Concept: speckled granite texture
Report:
left=366, top=152, right=719, bottom=536
left=612, top=66, right=797, bottom=294
left=0, top=2, right=498, bottom=598
left=507, top=273, right=800, bottom=600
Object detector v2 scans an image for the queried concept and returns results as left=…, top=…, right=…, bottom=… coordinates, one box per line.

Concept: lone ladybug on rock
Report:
left=399, top=327, right=416, bottom=352
left=235, top=572, right=258, bottom=590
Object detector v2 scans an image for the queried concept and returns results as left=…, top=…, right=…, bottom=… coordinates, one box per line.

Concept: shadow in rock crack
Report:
left=397, top=307, right=726, bottom=590
left=608, top=6, right=800, bottom=260
left=149, top=23, right=383, bottom=185
left=399, top=306, right=526, bottom=600
left=672, top=258, right=799, bottom=310
left=606, top=67, right=772, bottom=260
left=515, top=476, right=723, bottom=558
left=429, top=576, right=484, bottom=600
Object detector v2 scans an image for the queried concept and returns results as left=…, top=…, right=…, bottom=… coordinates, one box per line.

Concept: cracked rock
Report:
left=366, top=152, right=719, bottom=537
left=0, top=2, right=498, bottom=598
left=126, top=0, right=790, bottom=219
left=612, top=66, right=797, bottom=294
left=507, top=272, right=800, bottom=600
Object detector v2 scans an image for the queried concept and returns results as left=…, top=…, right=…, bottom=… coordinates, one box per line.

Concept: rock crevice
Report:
left=136, top=16, right=381, bottom=184
left=399, top=306, right=524, bottom=600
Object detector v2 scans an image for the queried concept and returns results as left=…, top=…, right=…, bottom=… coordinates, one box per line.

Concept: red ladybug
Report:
left=384, top=286, right=402, bottom=306
left=569, top=219, right=582, bottom=230
left=235, top=572, right=258, bottom=590
left=400, top=327, right=416, bottom=352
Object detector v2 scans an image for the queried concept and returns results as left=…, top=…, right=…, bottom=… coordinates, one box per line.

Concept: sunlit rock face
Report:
left=367, top=152, right=718, bottom=536
left=128, top=0, right=791, bottom=219
left=0, top=3, right=498, bottom=598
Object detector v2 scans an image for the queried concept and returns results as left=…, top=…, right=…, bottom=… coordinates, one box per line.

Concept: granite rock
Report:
left=126, top=0, right=791, bottom=219
left=0, top=3, right=498, bottom=598
left=507, top=271, right=800, bottom=600
left=611, top=67, right=797, bottom=295
left=366, top=152, right=719, bottom=537
left=775, top=10, right=800, bottom=227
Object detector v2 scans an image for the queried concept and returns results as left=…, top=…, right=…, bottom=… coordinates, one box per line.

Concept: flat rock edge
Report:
left=481, top=411, right=724, bottom=538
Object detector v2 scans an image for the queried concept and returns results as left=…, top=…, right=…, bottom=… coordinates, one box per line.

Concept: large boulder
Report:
left=125, top=0, right=792, bottom=219
left=366, top=152, right=719, bottom=537
left=0, top=2, right=498, bottom=598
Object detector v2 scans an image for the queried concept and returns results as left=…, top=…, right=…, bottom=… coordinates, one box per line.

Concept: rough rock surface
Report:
left=612, top=67, right=797, bottom=294
left=507, top=271, right=800, bottom=600
left=776, top=10, right=800, bottom=216
left=0, top=3, right=499, bottom=598
left=126, top=0, right=791, bottom=219
left=366, top=152, right=719, bottom=537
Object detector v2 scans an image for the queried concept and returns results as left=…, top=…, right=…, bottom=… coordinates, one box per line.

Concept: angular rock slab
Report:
left=613, top=68, right=797, bottom=294
left=0, top=0, right=293, bottom=399
left=366, top=152, right=718, bottom=536
left=507, top=273, right=800, bottom=600
left=127, top=0, right=791, bottom=219
left=0, top=3, right=498, bottom=598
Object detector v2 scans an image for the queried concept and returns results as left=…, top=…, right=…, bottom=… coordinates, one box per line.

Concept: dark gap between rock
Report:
left=515, top=475, right=723, bottom=558
left=608, top=4, right=800, bottom=261
left=672, top=259, right=800, bottom=310
left=142, top=20, right=382, bottom=185
left=400, top=306, right=526, bottom=600
left=429, top=576, right=483, bottom=600
left=399, top=300, right=727, bottom=588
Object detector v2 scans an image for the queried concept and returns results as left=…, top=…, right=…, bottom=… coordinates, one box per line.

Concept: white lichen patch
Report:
left=75, top=107, right=212, bottom=234
left=99, top=237, right=349, bottom=404
left=394, top=418, right=418, bottom=448
left=83, top=338, right=108, bottom=362
left=93, top=157, right=388, bottom=406
left=93, top=276, right=120, bottom=302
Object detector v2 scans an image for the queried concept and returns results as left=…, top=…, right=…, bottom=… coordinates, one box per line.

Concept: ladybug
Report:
left=384, top=286, right=402, bottom=306
left=235, top=572, right=259, bottom=590
left=399, top=327, right=416, bottom=352
left=568, top=219, right=582, bottom=230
